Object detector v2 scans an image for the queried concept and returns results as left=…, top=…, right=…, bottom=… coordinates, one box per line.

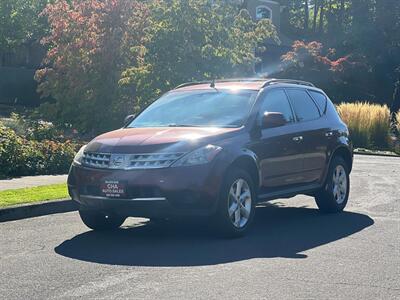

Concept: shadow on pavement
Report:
left=55, top=203, right=374, bottom=266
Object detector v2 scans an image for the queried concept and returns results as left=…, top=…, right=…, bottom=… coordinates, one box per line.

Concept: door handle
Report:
left=325, top=131, right=334, bottom=137
left=292, top=136, right=303, bottom=143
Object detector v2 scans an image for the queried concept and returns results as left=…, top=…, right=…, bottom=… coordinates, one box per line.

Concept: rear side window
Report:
left=309, top=90, right=327, bottom=113
left=259, top=89, right=295, bottom=123
left=286, top=89, right=320, bottom=122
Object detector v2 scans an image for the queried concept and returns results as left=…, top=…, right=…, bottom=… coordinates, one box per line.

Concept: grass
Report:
left=337, top=102, right=390, bottom=149
left=0, top=183, right=69, bottom=208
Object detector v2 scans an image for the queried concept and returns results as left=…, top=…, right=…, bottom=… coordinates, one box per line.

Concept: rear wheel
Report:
left=315, top=156, right=350, bottom=213
left=215, top=168, right=256, bottom=238
left=79, top=210, right=126, bottom=231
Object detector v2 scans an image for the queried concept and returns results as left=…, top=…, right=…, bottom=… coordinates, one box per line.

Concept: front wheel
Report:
left=79, top=209, right=126, bottom=231
left=214, top=168, right=256, bottom=238
left=315, top=156, right=350, bottom=213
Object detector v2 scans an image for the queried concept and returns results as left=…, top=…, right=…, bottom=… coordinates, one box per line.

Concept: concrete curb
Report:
left=354, top=151, right=399, bottom=158
left=0, top=199, right=77, bottom=223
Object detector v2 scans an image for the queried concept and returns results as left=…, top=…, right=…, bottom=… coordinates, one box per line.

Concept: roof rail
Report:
left=262, top=79, right=315, bottom=88
left=174, top=81, right=212, bottom=89
left=174, top=78, right=267, bottom=89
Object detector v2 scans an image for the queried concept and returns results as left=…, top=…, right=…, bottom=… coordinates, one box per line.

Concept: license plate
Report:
left=100, top=180, right=126, bottom=198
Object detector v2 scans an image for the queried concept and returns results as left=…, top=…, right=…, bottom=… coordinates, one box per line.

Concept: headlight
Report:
left=171, top=144, right=222, bottom=167
left=73, top=145, right=86, bottom=165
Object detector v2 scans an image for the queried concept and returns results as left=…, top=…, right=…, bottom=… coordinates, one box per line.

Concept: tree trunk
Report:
left=304, top=0, right=309, bottom=32
left=318, top=2, right=325, bottom=33
left=338, top=0, right=345, bottom=32
left=313, top=0, right=319, bottom=33
left=392, top=81, right=400, bottom=114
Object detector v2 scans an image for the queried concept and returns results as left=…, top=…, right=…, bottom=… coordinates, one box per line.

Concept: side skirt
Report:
left=257, top=183, right=322, bottom=203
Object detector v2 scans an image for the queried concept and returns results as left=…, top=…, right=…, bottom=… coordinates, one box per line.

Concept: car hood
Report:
left=85, top=127, right=241, bottom=154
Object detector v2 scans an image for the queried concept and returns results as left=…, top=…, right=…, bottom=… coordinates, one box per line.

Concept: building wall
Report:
left=246, top=0, right=281, bottom=29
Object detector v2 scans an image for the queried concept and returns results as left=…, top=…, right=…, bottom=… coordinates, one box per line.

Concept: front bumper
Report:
left=68, top=161, right=226, bottom=217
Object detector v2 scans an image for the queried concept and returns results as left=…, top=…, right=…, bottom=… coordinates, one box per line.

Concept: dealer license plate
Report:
left=100, top=180, right=126, bottom=198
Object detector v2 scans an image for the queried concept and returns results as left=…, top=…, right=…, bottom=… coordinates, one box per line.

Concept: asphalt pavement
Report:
left=0, top=155, right=399, bottom=299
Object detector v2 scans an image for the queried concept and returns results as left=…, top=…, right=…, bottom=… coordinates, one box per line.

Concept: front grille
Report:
left=82, top=152, right=111, bottom=168
left=81, top=151, right=185, bottom=169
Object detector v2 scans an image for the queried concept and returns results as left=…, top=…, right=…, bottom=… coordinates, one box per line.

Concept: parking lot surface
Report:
left=0, top=155, right=399, bottom=299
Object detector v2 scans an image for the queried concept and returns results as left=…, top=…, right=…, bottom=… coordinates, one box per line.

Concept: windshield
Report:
left=128, top=90, right=258, bottom=128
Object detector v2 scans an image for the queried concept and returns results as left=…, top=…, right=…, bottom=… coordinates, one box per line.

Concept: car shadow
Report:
left=55, top=203, right=374, bottom=267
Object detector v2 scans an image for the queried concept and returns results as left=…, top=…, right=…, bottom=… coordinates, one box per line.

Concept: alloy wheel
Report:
left=227, top=178, right=252, bottom=228
left=332, top=165, right=347, bottom=204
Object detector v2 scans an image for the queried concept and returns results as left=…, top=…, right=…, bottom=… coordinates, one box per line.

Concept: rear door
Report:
left=251, top=88, right=305, bottom=190
left=285, top=88, right=328, bottom=184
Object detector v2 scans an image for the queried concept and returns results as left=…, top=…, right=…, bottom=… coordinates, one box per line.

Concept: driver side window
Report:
left=259, top=89, right=295, bottom=124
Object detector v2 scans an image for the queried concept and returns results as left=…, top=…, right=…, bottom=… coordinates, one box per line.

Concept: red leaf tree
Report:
left=35, top=0, right=149, bottom=133
left=279, top=40, right=368, bottom=102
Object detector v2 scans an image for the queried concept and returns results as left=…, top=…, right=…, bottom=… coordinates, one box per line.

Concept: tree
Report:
left=119, top=0, right=278, bottom=112
left=0, top=0, right=48, bottom=63
left=279, top=0, right=400, bottom=104
left=279, top=40, right=367, bottom=102
left=35, top=0, right=149, bottom=133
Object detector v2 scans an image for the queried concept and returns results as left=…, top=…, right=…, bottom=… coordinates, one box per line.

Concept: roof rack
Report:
left=262, top=79, right=315, bottom=88
left=174, top=78, right=315, bottom=90
left=174, top=81, right=212, bottom=89
left=174, top=78, right=267, bottom=89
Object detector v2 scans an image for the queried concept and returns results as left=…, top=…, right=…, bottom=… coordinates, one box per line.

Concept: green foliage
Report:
left=0, top=121, right=80, bottom=178
left=0, top=0, right=48, bottom=52
left=120, top=0, right=278, bottom=110
left=2, top=113, right=66, bottom=141
left=36, top=0, right=277, bottom=133
left=278, top=40, right=368, bottom=101
left=280, top=0, right=400, bottom=104
left=35, top=0, right=149, bottom=134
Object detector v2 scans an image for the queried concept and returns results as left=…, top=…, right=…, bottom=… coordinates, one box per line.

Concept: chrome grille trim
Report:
left=81, top=152, right=185, bottom=169
left=128, top=153, right=184, bottom=169
left=82, top=152, right=111, bottom=168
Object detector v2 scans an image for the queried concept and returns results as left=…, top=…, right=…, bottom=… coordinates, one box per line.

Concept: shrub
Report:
left=0, top=123, right=27, bottom=177
left=396, top=111, right=400, bottom=135
left=25, top=118, right=59, bottom=141
left=0, top=113, right=27, bottom=136
left=1, top=113, right=61, bottom=141
left=0, top=122, right=80, bottom=178
left=38, top=140, right=77, bottom=174
left=337, top=102, right=390, bottom=149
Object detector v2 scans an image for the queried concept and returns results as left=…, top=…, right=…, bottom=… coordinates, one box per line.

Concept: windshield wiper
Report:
left=167, top=124, right=203, bottom=127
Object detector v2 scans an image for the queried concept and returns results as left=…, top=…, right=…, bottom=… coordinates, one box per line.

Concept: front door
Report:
left=250, top=89, right=305, bottom=191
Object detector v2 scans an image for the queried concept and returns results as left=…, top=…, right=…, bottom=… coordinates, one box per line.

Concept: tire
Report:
left=79, top=209, right=126, bottom=231
left=214, top=167, right=256, bottom=238
left=315, top=156, right=350, bottom=213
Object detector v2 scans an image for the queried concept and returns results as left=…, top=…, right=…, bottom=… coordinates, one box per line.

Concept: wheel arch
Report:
left=228, top=154, right=261, bottom=191
left=331, top=146, right=353, bottom=172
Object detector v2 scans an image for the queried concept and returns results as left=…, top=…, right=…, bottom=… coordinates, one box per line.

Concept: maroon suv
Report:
left=68, top=79, right=353, bottom=236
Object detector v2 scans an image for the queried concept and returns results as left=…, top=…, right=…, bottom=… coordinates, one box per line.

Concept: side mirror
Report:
left=262, top=112, right=287, bottom=129
left=124, top=114, right=136, bottom=125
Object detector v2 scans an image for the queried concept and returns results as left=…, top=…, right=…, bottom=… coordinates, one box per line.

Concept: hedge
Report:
left=0, top=122, right=80, bottom=178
